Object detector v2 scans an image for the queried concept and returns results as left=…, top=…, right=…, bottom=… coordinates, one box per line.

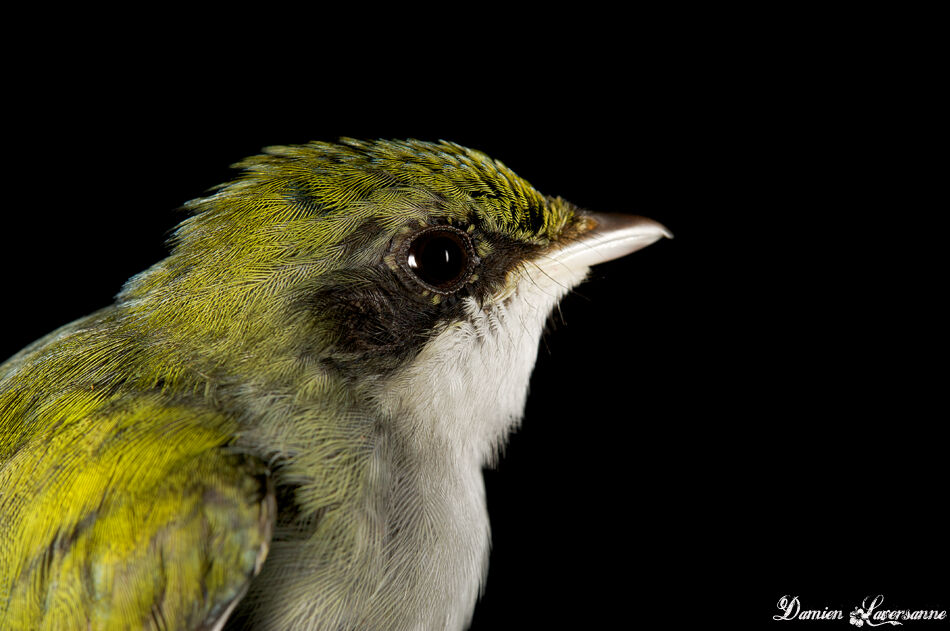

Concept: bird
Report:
left=0, top=138, right=669, bottom=630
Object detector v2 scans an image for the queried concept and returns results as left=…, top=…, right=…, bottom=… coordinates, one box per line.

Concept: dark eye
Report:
left=404, top=227, right=476, bottom=293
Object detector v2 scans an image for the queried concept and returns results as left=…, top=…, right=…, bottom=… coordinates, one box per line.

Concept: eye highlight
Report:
left=402, top=226, right=477, bottom=294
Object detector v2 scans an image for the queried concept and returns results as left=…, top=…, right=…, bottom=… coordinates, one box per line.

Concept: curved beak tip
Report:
left=542, top=212, right=672, bottom=271
left=563, top=212, right=672, bottom=268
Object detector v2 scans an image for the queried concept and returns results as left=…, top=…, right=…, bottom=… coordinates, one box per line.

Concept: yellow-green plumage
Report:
left=0, top=139, right=660, bottom=630
left=0, top=310, right=273, bottom=630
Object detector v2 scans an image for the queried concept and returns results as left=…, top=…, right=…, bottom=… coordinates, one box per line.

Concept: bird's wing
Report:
left=0, top=396, right=275, bottom=630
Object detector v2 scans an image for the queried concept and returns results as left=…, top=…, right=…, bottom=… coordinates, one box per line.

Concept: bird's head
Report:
left=119, top=139, right=669, bottom=461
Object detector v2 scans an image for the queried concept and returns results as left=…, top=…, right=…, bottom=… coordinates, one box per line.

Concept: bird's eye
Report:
left=404, top=227, right=476, bottom=293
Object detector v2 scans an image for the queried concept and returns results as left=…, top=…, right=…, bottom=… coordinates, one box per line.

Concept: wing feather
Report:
left=0, top=396, right=275, bottom=630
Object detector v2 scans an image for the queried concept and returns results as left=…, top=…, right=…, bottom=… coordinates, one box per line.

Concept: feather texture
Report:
left=0, top=139, right=644, bottom=630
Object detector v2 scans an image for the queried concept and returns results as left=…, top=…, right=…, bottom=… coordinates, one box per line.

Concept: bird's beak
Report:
left=551, top=212, right=672, bottom=269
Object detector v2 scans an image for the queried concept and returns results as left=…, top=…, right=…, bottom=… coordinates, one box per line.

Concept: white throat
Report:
left=379, top=257, right=590, bottom=466
left=366, top=258, right=590, bottom=630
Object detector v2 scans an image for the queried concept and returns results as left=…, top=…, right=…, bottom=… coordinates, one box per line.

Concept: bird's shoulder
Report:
left=0, top=374, right=275, bottom=629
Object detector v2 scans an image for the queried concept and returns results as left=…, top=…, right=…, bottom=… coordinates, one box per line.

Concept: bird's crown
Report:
left=117, top=139, right=582, bottom=375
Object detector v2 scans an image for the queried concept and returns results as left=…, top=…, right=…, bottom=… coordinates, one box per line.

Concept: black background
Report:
left=3, top=9, right=945, bottom=629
